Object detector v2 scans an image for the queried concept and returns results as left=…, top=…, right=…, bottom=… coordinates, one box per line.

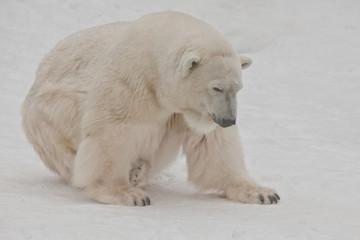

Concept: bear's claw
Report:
left=274, top=193, right=280, bottom=200
left=268, top=195, right=277, bottom=204
left=258, top=195, right=265, bottom=204
left=134, top=196, right=151, bottom=206
left=258, top=194, right=279, bottom=204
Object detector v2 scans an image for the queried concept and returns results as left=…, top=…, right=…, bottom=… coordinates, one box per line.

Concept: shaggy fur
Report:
left=22, top=12, right=279, bottom=206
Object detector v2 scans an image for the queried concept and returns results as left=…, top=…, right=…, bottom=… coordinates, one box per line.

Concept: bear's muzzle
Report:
left=211, top=115, right=236, bottom=128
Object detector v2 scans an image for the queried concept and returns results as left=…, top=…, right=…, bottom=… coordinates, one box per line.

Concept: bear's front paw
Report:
left=226, top=184, right=280, bottom=205
left=85, top=185, right=151, bottom=206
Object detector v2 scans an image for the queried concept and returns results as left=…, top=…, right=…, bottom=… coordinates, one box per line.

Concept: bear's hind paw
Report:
left=129, top=162, right=146, bottom=187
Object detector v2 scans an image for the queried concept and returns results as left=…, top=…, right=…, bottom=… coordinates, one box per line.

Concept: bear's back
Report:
left=31, top=22, right=130, bottom=96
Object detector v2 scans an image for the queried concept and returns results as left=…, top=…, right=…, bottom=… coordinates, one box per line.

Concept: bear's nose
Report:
left=211, top=115, right=236, bottom=128
left=219, top=118, right=236, bottom=128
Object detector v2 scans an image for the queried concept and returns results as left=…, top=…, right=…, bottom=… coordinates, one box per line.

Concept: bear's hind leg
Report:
left=22, top=105, right=75, bottom=182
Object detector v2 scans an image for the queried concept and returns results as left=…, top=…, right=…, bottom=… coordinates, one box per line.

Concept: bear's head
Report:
left=169, top=50, right=252, bottom=134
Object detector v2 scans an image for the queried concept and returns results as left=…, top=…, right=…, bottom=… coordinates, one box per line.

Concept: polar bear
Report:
left=22, top=12, right=280, bottom=206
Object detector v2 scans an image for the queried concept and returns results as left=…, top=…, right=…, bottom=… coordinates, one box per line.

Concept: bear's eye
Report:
left=213, top=87, right=223, bottom=93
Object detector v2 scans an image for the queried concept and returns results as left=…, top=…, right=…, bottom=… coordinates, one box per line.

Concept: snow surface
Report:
left=1, top=0, right=360, bottom=239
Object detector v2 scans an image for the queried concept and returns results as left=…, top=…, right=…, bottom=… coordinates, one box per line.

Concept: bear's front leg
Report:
left=72, top=123, right=151, bottom=206
left=183, top=126, right=280, bottom=205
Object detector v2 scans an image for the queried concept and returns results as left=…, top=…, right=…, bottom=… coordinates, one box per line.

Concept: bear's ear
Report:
left=181, top=53, right=201, bottom=77
left=239, top=55, right=253, bottom=70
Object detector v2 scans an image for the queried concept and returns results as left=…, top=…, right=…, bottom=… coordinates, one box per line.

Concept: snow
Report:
left=1, top=0, right=360, bottom=239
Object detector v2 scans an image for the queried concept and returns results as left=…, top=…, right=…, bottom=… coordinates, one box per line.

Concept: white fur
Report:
left=22, top=12, right=279, bottom=206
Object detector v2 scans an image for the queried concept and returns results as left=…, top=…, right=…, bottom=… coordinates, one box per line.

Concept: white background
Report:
left=1, top=0, right=359, bottom=239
